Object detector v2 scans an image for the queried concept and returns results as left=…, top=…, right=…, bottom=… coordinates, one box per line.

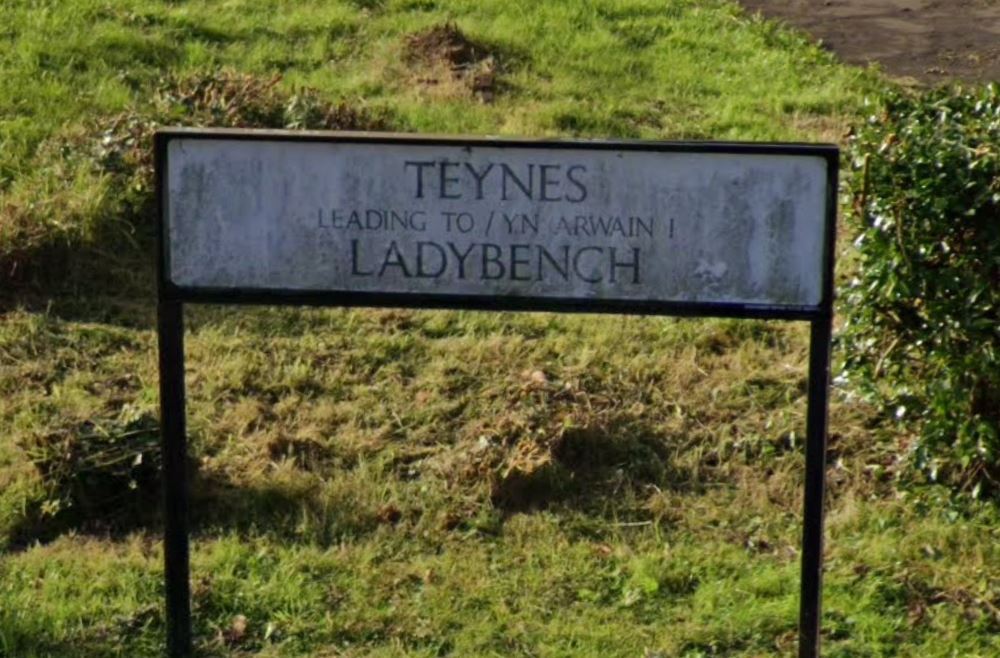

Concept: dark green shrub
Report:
left=841, top=84, right=1000, bottom=496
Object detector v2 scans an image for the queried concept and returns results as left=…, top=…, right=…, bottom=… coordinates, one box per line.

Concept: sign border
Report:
left=155, top=128, right=839, bottom=320
left=154, top=128, right=837, bottom=658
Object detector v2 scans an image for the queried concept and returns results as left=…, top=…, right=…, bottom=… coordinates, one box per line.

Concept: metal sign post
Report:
left=799, top=314, right=833, bottom=657
left=156, top=128, right=836, bottom=657
left=156, top=299, right=191, bottom=658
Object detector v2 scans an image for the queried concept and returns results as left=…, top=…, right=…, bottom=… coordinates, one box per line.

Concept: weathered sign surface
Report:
left=163, top=135, right=831, bottom=309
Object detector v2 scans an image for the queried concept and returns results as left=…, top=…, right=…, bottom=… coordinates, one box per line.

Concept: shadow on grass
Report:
left=7, top=423, right=404, bottom=554
left=488, top=424, right=706, bottom=516
left=7, top=419, right=170, bottom=551
left=8, top=424, right=716, bottom=553
left=0, top=233, right=159, bottom=329
left=0, top=619, right=163, bottom=658
left=5, top=457, right=331, bottom=553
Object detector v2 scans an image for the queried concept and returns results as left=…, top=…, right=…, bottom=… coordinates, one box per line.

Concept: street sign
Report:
left=163, top=134, right=830, bottom=314
left=156, top=128, right=837, bottom=657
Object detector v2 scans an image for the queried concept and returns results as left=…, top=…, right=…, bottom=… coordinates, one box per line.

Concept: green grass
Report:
left=3, top=0, right=999, bottom=656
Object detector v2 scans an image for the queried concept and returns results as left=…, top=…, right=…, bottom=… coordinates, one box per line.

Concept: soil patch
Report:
left=740, top=0, right=1000, bottom=84
left=404, top=23, right=499, bottom=102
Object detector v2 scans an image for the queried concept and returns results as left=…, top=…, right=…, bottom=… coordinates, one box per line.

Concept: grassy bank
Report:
left=1, top=0, right=865, bottom=283
left=2, top=1, right=998, bottom=657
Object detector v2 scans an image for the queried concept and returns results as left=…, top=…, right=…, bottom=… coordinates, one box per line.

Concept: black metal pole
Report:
left=157, top=300, right=193, bottom=657
left=798, top=315, right=833, bottom=657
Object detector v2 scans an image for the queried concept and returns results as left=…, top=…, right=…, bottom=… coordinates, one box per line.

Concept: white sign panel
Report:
left=163, top=135, right=831, bottom=309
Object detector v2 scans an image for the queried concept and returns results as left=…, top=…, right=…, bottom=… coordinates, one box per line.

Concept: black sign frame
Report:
left=156, top=128, right=837, bottom=657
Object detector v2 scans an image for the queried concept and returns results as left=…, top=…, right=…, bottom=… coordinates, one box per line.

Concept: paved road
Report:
left=740, top=0, right=1000, bottom=84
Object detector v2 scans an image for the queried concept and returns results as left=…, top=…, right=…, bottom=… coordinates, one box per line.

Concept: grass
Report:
left=2, top=0, right=999, bottom=656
